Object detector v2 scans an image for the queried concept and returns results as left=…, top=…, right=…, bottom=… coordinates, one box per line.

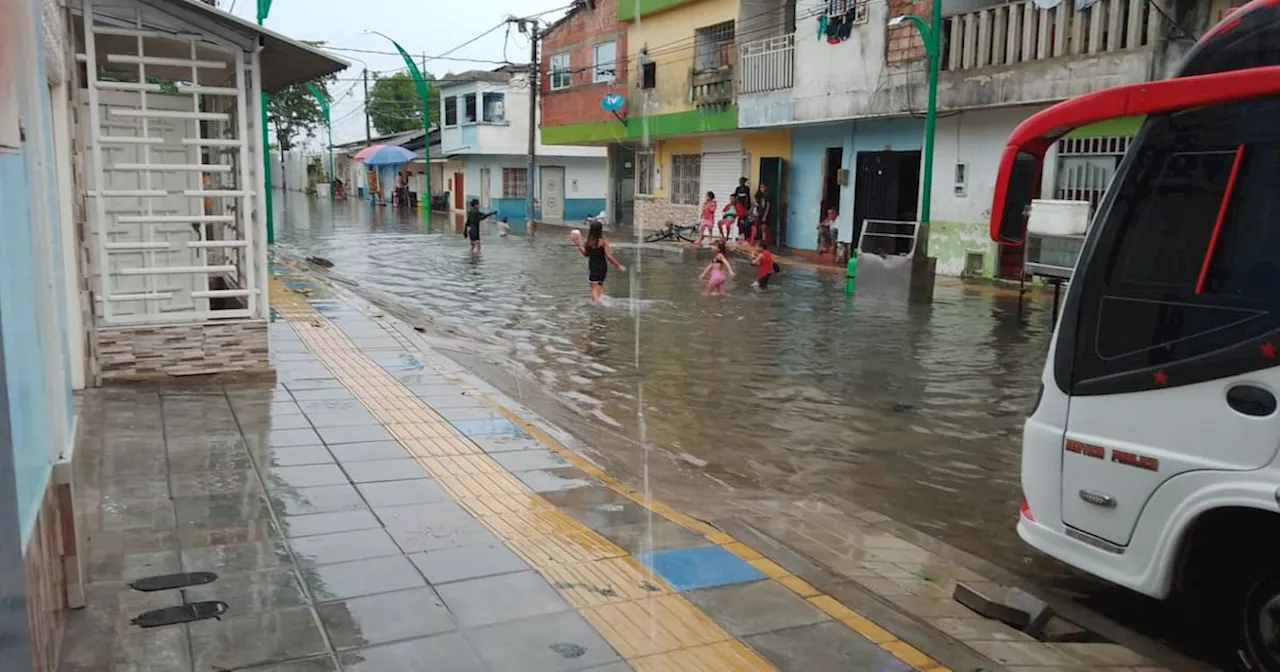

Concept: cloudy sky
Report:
left=220, top=0, right=575, bottom=146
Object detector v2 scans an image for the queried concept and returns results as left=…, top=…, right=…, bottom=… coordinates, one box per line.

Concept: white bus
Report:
left=989, top=1, right=1280, bottom=667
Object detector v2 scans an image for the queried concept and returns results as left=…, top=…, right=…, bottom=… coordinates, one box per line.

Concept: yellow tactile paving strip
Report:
left=273, top=275, right=954, bottom=671
left=466, top=375, right=955, bottom=672
left=270, top=278, right=776, bottom=670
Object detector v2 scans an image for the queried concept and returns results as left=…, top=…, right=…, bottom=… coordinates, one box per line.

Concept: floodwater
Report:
left=274, top=195, right=1062, bottom=580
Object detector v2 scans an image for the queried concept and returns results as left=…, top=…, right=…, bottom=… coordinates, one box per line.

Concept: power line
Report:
left=321, top=45, right=510, bottom=65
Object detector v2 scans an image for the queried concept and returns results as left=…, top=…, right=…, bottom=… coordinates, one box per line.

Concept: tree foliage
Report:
left=368, top=71, right=440, bottom=136
left=267, top=79, right=330, bottom=155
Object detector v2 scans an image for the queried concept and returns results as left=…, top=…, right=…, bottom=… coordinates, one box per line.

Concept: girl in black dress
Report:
left=573, top=221, right=627, bottom=302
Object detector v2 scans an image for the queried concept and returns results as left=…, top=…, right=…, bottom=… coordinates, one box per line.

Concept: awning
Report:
left=134, top=0, right=348, bottom=92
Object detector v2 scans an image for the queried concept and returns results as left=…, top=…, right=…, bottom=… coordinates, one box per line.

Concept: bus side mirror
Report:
left=992, top=149, right=1043, bottom=245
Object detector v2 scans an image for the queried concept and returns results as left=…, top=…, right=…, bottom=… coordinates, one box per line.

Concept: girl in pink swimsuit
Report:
left=700, top=241, right=735, bottom=296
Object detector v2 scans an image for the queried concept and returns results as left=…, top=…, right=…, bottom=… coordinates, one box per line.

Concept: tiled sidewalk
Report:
left=59, top=278, right=936, bottom=671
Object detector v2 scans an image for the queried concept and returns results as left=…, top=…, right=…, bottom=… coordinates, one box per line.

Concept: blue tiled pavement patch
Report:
left=637, top=545, right=766, bottom=592
left=448, top=418, right=525, bottom=437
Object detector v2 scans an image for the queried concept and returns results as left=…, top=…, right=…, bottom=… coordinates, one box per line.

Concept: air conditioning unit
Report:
left=1024, top=199, right=1090, bottom=280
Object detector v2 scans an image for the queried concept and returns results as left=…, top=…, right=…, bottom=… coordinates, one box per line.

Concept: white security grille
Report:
left=81, top=0, right=258, bottom=325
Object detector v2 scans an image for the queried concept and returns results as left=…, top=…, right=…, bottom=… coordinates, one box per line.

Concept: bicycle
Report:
left=643, top=221, right=699, bottom=244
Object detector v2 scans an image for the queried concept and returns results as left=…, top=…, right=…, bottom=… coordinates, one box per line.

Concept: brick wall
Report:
left=96, top=320, right=271, bottom=382
left=886, top=0, right=928, bottom=65
left=635, top=198, right=700, bottom=231
left=23, top=484, right=68, bottom=672
left=540, top=0, right=630, bottom=128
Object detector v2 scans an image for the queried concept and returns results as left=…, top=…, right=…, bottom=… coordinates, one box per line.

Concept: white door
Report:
left=541, top=166, right=565, bottom=223
left=83, top=90, right=203, bottom=319
left=479, top=167, right=491, bottom=208
left=700, top=151, right=744, bottom=212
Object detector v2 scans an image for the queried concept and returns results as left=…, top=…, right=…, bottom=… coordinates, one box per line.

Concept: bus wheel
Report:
left=1243, top=574, right=1280, bottom=671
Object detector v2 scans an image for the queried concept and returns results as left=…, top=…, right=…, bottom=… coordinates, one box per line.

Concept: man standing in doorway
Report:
left=734, top=178, right=753, bottom=240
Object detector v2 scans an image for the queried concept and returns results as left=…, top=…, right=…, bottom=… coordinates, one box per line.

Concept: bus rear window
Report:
left=1107, top=150, right=1236, bottom=291
left=1073, top=98, right=1280, bottom=387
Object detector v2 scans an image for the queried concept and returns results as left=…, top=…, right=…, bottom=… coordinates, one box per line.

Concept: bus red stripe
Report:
left=1195, top=145, right=1247, bottom=294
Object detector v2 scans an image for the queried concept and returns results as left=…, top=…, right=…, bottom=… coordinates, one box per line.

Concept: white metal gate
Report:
left=81, top=0, right=258, bottom=325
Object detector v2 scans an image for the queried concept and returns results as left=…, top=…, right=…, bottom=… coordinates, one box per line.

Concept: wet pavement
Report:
left=58, top=256, right=1190, bottom=671
left=273, top=196, right=1060, bottom=585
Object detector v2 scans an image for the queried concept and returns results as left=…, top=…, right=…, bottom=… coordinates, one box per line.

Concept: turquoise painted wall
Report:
left=1, top=3, right=73, bottom=545
left=563, top=198, right=605, bottom=221
left=787, top=118, right=924, bottom=251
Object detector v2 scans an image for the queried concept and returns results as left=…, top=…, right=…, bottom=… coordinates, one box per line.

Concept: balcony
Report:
left=739, top=34, right=794, bottom=94
left=690, top=38, right=735, bottom=109
left=942, top=0, right=1160, bottom=73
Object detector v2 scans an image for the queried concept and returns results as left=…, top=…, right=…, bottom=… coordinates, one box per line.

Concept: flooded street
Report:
left=275, top=195, right=1068, bottom=581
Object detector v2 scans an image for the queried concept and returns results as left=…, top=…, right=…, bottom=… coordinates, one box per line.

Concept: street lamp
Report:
left=889, top=4, right=940, bottom=225
left=257, top=0, right=275, bottom=243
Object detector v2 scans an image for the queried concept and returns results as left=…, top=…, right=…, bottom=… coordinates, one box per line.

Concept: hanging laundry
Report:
left=826, top=13, right=846, bottom=43
left=836, top=7, right=856, bottom=40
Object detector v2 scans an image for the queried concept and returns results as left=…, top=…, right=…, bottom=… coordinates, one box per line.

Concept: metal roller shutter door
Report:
left=700, top=151, right=743, bottom=208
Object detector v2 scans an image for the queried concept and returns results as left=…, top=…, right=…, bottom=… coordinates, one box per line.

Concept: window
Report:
left=550, top=52, right=570, bottom=90
left=502, top=168, right=528, bottom=198
left=639, top=60, right=656, bottom=89
left=636, top=151, right=654, bottom=196
left=463, top=94, right=477, bottom=123
left=482, top=92, right=505, bottom=123
left=694, top=21, right=735, bottom=71
left=670, top=154, right=702, bottom=205
left=443, top=96, right=457, bottom=127
left=1062, top=97, right=1280, bottom=395
left=953, top=162, right=967, bottom=197
left=1055, top=135, right=1131, bottom=214
left=592, top=41, right=617, bottom=83
left=827, top=0, right=869, bottom=24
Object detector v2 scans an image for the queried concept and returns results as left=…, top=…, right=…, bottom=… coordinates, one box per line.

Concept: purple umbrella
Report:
left=356, top=144, right=416, bottom=166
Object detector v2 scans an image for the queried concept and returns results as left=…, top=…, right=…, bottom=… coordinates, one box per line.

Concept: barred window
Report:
left=502, top=168, right=527, bottom=198
left=670, top=154, right=702, bottom=205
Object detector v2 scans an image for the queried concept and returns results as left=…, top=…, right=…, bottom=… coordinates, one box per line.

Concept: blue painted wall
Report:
left=1, top=0, right=73, bottom=546
left=564, top=198, right=605, bottom=221
left=787, top=117, right=924, bottom=251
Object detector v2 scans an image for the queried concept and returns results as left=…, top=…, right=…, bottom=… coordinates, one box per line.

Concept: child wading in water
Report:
left=699, top=241, right=735, bottom=296
left=573, top=222, right=627, bottom=302
left=751, top=242, right=777, bottom=289
left=695, top=191, right=717, bottom=247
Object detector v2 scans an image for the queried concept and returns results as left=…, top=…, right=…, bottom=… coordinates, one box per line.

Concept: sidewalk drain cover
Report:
left=131, top=601, right=228, bottom=628
left=130, top=571, right=218, bottom=592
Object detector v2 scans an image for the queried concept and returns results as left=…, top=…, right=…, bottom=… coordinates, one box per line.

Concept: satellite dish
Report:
left=1032, top=0, right=1060, bottom=9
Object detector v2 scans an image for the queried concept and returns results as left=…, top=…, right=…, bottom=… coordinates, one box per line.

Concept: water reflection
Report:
left=274, top=194, right=1059, bottom=578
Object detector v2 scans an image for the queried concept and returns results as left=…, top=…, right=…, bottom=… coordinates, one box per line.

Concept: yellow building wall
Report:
left=625, top=0, right=740, bottom=118
left=644, top=137, right=700, bottom=200
left=741, top=129, right=790, bottom=189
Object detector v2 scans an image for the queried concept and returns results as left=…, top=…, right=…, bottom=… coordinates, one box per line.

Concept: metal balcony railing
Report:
left=738, top=34, right=794, bottom=94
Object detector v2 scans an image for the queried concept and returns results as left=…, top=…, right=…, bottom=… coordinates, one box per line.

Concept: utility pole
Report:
left=363, top=68, right=372, bottom=143
left=525, top=19, right=539, bottom=237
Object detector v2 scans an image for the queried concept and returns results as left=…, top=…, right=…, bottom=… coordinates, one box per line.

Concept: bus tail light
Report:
left=1020, top=498, right=1035, bottom=522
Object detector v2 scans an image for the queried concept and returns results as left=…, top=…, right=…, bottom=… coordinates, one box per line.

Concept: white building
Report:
left=438, top=67, right=606, bottom=227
